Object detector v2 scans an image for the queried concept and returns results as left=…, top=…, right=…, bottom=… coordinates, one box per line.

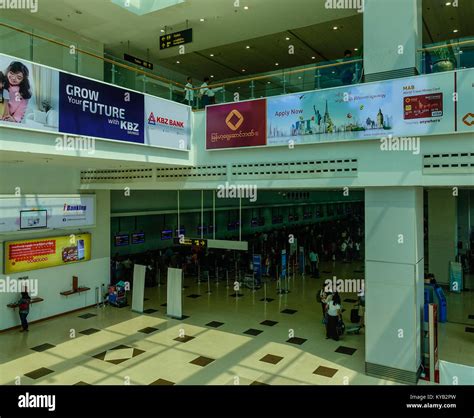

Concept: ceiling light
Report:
left=453, top=29, right=459, bottom=33
left=333, top=26, right=338, bottom=30
left=244, top=6, right=249, bottom=10
left=267, top=81, right=271, bottom=84
left=246, top=45, right=250, bottom=49
left=298, top=76, right=302, bottom=79
left=210, top=53, right=214, bottom=57
left=160, top=29, right=165, bottom=33
left=285, top=37, right=290, bottom=41
left=445, top=2, right=451, bottom=5
left=354, top=48, right=358, bottom=51
left=311, top=56, right=316, bottom=59
left=275, top=63, right=279, bottom=66
left=242, top=69, right=246, bottom=72
left=210, top=75, right=214, bottom=78
left=200, top=18, right=205, bottom=22
left=176, top=60, right=180, bottom=64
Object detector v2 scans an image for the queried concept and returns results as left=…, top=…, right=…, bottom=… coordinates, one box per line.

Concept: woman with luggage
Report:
left=326, top=292, right=342, bottom=341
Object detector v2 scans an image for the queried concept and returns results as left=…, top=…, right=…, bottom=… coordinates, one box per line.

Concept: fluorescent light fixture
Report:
left=111, top=0, right=185, bottom=16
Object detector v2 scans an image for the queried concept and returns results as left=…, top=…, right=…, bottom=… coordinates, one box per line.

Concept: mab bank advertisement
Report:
left=0, top=53, right=191, bottom=150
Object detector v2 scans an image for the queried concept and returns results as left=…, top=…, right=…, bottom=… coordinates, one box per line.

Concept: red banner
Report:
left=206, top=99, right=267, bottom=149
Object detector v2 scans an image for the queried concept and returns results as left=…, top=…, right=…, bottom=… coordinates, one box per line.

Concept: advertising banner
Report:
left=0, top=195, right=95, bottom=233
left=206, top=99, right=266, bottom=149
left=0, top=53, right=190, bottom=150
left=457, top=69, right=474, bottom=132
left=4, top=233, right=91, bottom=274
left=59, top=72, right=145, bottom=144
left=267, top=72, right=455, bottom=146
left=252, top=254, right=262, bottom=279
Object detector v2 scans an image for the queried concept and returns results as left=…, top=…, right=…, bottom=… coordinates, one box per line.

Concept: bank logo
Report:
left=225, top=109, right=244, bottom=131
left=63, top=204, right=87, bottom=214
left=462, top=113, right=474, bottom=127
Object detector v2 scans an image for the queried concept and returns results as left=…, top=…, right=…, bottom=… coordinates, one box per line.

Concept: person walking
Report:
left=183, top=76, right=194, bottom=107
left=326, top=292, right=342, bottom=341
left=17, top=291, right=31, bottom=332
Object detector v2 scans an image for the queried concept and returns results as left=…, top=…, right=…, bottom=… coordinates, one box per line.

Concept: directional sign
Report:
left=124, top=53, right=154, bottom=70
left=173, top=237, right=207, bottom=248
left=160, top=28, right=193, bottom=50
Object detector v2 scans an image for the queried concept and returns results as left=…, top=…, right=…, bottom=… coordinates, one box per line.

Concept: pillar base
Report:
left=366, top=362, right=421, bottom=385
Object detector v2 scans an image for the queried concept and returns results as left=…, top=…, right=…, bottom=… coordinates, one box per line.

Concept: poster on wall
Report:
left=206, top=99, right=267, bottom=149
left=456, top=69, right=474, bottom=132
left=145, top=95, right=191, bottom=149
left=0, top=52, right=191, bottom=151
left=0, top=195, right=96, bottom=233
left=59, top=72, right=145, bottom=144
left=0, top=55, right=59, bottom=132
left=266, top=72, right=455, bottom=146
left=4, top=233, right=91, bottom=274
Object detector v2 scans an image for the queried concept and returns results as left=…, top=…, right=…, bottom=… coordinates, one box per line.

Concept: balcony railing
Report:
left=419, top=37, right=474, bottom=74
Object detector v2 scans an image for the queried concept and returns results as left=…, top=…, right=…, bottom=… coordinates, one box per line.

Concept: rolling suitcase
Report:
left=350, top=308, right=360, bottom=323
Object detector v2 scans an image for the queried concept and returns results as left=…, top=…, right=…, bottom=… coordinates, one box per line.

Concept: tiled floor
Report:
left=0, top=260, right=472, bottom=385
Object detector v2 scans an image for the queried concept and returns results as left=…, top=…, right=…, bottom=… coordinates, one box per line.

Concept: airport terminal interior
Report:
left=0, top=0, right=473, bottom=389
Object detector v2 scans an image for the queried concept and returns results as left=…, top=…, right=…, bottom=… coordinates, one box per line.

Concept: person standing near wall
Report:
left=17, top=291, right=31, bottom=332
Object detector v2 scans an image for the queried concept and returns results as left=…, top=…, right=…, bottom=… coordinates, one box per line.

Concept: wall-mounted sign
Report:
left=124, top=53, right=154, bottom=70
left=114, top=234, right=130, bottom=247
left=160, top=28, right=193, bottom=50
left=131, top=232, right=145, bottom=244
left=0, top=53, right=191, bottom=151
left=173, top=238, right=207, bottom=248
left=5, top=233, right=91, bottom=274
left=0, top=195, right=96, bottom=233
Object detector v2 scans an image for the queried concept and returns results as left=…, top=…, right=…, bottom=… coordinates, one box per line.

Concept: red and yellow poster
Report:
left=4, top=233, right=91, bottom=274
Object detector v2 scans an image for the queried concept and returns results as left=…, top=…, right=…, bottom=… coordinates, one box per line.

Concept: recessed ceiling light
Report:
left=275, top=63, right=279, bottom=66
left=445, top=2, right=451, bottom=5
left=176, top=60, right=180, bottom=64
left=311, top=56, right=316, bottom=59
left=246, top=45, right=250, bottom=49
left=298, top=76, right=302, bottom=79
left=333, top=26, right=338, bottom=30
left=453, top=29, right=459, bottom=33
left=200, top=18, right=205, bottom=22
left=160, top=29, right=165, bottom=33
left=210, top=53, right=214, bottom=57
left=267, top=81, right=271, bottom=84
left=354, top=48, right=358, bottom=51
left=210, top=75, right=214, bottom=78
left=242, top=69, right=246, bottom=72
left=244, top=6, right=249, bottom=10
left=285, top=37, right=290, bottom=41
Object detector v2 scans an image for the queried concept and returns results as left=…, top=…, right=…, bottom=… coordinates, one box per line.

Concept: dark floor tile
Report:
left=111, top=344, right=130, bottom=350
left=281, top=309, right=297, bottom=315
left=335, top=346, right=357, bottom=356
left=260, top=298, right=275, bottom=302
left=260, top=354, right=283, bottom=365
left=73, top=381, right=90, bottom=385
left=30, top=343, right=55, bottom=352
left=132, top=348, right=145, bottom=358
left=174, top=335, right=195, bottom=343
left=260, top=320, right=278, bottom=327
left=143, top=308, right=159, bottom=314
left=190, top=356, right=215, bottom=367
left=24, top=367, right=54, bottom=380
left=465, top=327, right=474, bottom=333
left=250, top=381, right=269, bottom=385
left=313, top=365, right=338, bottom=378
left=468, top=315, right=474, bottom=320
left=344, top=298, right=358, bottom=303
left=79, top=328, right=101, bottom=336
left=206, top=321, right=224, bottom=328
left=150, top=378, right=175, bottom=385
left=138, top=327, right=159, bottom=334
left=230, top=293, right=244, bottom=297
left=244, top=328, right=263, bottom=336
left=78, top=313, right=97, bottom=319
left=187, top=294, right=202, bottom=299
left=286, top=337, right=307, bottom=345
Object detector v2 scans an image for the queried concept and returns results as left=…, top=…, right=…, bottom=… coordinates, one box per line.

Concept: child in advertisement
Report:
left=2, top=61, right=32, bottom=123
left=0, top=71, right=10, bottom=119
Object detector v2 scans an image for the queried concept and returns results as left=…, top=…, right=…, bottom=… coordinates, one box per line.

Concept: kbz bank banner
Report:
left=0, top=53, right=191, bottom=150
left=206, top=68, right=474, bottom=149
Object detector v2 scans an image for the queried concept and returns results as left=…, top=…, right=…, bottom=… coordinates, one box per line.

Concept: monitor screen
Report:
left=161, top=229, right=173, bottom=240
left=131, top=232, right=145, bottom=244
left=20, top=209, right=48, bottom=230
left=114, top=234, right=130, bottom=246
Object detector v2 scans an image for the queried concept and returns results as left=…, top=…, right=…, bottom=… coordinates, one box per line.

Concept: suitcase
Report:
left=350, top=308, right=360, bottom=323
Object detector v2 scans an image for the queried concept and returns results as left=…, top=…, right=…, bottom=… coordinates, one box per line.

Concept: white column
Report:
left=428, top=189, right=457, bottom=284
left=365, top=187, right=424, bottom=384
left=363, top=0, right=422, bottom=79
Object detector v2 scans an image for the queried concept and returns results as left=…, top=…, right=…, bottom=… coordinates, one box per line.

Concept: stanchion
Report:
left=216, top=266, right=219, bottom=285
left=207, top=271, right=212, bottom=294
left=197, top=265, right=201, bottom=283
left=226, top=270, right=229, bottom=288
left=157, top=268, right=161, bottom=287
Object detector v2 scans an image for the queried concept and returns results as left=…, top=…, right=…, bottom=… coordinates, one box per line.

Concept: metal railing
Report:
left=419, top=37, right=474, bottom=74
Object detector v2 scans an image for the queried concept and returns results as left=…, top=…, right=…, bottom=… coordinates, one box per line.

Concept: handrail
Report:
left=418, top=38, right=474, bottom=52
left=0, top=21, right=186, bottom=89
left=1, top=20, right=362, bottom=94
